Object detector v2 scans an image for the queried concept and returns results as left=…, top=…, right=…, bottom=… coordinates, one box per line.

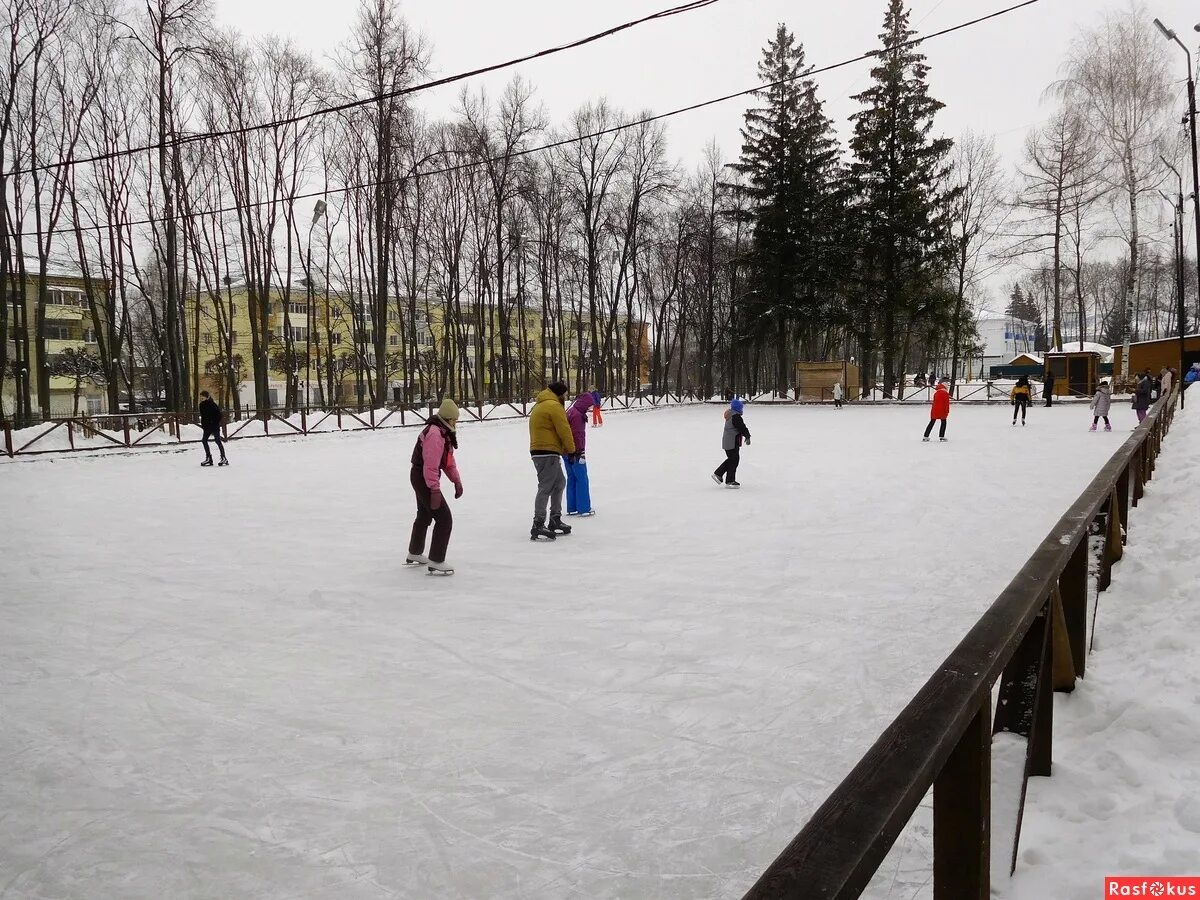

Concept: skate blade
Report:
left=427, top=567, right=454, bottom=576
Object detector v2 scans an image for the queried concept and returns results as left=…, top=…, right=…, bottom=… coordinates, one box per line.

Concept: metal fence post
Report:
left=2, top=421, right=12, bottom=457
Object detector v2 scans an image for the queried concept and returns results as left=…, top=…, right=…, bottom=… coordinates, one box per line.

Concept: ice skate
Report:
left=939, top=437, right=948, bottom=442
left=405, top=553, right=429, bottom=567
left=427, top=560, right=454, bottom=576
left=200, top=458, right=214, bottom=467
left=1089, top=423, right=1097, bottom=431
left=725, top=481, right=741, bottom=489
left=922, top=436, right=930, bottom=442
left=711, top=472, right=723, bottom=485
left=574, top=510, right=596, bottom=517
left=548, top=514, right=572, bottom=536
left=218, top=458, right=229, bottom=466
left=1105, top=423, right=1112, bottom=431
left=1021, top=420, right=1026, bottom=426
left=530, top=517, right=556, bottom=541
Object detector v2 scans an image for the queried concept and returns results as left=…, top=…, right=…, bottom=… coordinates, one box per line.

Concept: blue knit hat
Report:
left=591, top=390, right=601, bottom=405
left=730, top=398, right=744, bottom=414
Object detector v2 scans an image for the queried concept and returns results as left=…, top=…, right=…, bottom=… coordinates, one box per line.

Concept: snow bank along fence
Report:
left=0, top=392, right=705, bottom=458
left=743, top=388, right=1181, bottom=900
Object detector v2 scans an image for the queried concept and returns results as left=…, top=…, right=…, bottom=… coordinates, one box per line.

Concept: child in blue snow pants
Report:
left=564, top=455, right=592, bottom=515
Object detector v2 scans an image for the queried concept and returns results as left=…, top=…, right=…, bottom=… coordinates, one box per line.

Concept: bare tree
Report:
left=1062, top=2, right=1171, bottom=379
left=947, top=131, right=1006, bottom=387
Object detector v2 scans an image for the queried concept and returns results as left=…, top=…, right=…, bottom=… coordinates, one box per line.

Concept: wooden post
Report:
left=1107, top=489, right=1123, bottom=564
left=300, top=408, right=307, bottom=434
left=1116, top=464, right=1130, bottom=544
left=1060, top=540, right=1088, bottom=678
left=67, top=421, right=75, bottom=449
left=2, top=421, right=12, bottom=457
left=1050, top=586, right=1076, bottom=692
left=1030, top=610, right=1054, bottom=778
left=934, top=697, right=991, bottom=900
left=122, top=416, right=131, bottom=447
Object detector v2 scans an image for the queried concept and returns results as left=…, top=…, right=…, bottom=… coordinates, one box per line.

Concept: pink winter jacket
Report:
left=414, top=420, right=462, bottom=493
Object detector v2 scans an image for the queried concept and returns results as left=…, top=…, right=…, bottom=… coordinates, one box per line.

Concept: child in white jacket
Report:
left=1089, top=381, right=1112, bottom=431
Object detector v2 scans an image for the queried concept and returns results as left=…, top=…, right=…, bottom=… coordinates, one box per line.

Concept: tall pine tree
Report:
left=849, top=0, right=956, bottom=397
left=731, top=24, right=845, bottom=394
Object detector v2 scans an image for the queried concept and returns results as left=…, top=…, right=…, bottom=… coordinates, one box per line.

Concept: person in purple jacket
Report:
left=564, top=392, right=596, bottom=516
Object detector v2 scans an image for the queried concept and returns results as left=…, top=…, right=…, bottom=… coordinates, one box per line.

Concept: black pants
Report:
left=834, top=398, right=843, bottom=408
left=409, top=468, right=453, bottom=563
left=924, top=418, right=947, bottom=439
left=1013, top=398, right=1028, bottom=421
left=202, top=427, right=225, bottom=460
left=1093, top=416, right=1110, bottom=426
left=1044, top=390, right=1054, bottom=407
left=714, top=448, right=740, bottom=483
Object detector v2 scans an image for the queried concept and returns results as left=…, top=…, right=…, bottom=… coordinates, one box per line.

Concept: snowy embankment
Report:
left=0, top=403, right=1133, bottom=899
left=1001, top=405, right=1200, bottom=900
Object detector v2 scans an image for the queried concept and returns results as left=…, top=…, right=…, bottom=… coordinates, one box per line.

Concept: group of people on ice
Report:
left=914, top=361, right=1196, bottom=442
left=403, top=382, right=605, bottom=574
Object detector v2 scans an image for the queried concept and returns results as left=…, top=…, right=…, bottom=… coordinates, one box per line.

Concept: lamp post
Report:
left=1153, top=19, right=1200, bottom=347
left=303, top=200, right=326, bottom=413
left=1161, top=157, right=1189, bottom=407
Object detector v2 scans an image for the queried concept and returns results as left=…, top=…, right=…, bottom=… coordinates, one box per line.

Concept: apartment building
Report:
left=2, top=272, right=110, bottom=418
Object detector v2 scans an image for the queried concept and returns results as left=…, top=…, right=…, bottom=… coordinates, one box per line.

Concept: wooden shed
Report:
left=795, top=361, right=861, bottom=401
left=1045, top=351, right=1100, bottom=398
left=1111, top=334, right=1200, bottom=381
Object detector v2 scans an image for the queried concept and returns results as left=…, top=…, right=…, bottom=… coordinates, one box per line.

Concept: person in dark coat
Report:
left=1133, top=373, right=1153, bottom=424
left=1043, top=370, right=1056, bottom=407
left=198, top=391, right=227, bottom=467
left=712, top=398, right=751, bottom=488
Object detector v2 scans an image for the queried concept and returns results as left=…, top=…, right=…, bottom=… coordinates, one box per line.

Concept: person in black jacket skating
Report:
left=198, top=391, right=228, bottom=467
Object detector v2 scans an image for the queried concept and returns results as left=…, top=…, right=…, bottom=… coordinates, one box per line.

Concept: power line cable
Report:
left=41, top=0, right=1044, bottom=240
left=4, top=0, right=721, bottom=178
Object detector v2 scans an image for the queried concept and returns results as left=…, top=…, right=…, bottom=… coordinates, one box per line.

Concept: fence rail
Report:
left=742, top=388, right=1179, bottom=899
left=1, top=392, right=706, bottom=458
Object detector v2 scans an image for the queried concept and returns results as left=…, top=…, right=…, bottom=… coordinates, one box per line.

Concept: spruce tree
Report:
left=731, top=24, right=845, bottom=393
left=849, top=0, right=956, bottom=397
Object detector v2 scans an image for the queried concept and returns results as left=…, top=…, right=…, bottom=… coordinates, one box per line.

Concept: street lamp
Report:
left=1153, top=19, right=1200, bottom=351
left=303, top=199, right=327, bottom=413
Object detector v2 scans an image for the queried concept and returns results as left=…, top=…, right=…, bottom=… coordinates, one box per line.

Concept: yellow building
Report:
left=188, top=283, right=651, bottom=411
left=2, top=272, right=111, bottom=419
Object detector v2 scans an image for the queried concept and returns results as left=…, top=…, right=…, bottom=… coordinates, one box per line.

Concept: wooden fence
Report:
left=1, top=392, right=705, bottom=458
left=742, top=388, right=1180, bottom=899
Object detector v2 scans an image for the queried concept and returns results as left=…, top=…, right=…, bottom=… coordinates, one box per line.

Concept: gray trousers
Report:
left=532, top=454, right=566, bottom=519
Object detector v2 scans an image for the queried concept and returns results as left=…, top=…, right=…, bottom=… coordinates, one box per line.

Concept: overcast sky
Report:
left=212, top=0, right=1200, bottom=309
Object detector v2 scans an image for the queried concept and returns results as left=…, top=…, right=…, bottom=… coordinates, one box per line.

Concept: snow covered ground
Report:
left=0, top=402, right=1137, bottom=899
left=1002, top=405, right=1200, bottom=900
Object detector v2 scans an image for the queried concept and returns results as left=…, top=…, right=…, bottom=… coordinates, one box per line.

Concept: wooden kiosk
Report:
left=795, top=361, right=861, bottom=401
left=1045, top=350, right=1100, bottom=398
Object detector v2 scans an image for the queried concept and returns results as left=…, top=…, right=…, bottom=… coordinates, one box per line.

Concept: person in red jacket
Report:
left=923, top=381, right=951, bottom=442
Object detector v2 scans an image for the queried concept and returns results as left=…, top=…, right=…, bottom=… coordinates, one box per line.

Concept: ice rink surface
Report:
left=1, top=402, right=1126, bottom=899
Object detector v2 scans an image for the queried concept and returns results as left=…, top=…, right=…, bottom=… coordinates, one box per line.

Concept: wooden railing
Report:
left=742, top=388, right=1180, bottom=900
left=1, top=391, right=706, bottom=458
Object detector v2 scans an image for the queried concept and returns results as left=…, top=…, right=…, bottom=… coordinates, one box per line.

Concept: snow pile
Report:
left=0, top=405, right=1130, bottom=898
left=1001, top=406, right=1200, bottom=900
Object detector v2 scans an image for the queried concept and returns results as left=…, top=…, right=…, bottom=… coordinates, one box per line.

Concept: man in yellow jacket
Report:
left=529, top=381, right=576, bottom=540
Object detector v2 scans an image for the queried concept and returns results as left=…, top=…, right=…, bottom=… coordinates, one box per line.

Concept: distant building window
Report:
left=84, top=328, right=98, bottom=344
left=46, top=320, right=73, bottom=340
left=228, top=330, right=237, bottom=344
left=388, top=334, right=398, bottom=346
left=287, top=301, right=307, bottom=316
left=330, top=332, right=342, bottom=345
left=229, top=302, right=238, bottom=317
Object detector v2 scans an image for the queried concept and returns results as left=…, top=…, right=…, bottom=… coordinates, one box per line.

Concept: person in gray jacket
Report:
left=712, top=398, right=751, bottom=488
left=1089, top=381, right=1112, bottom=431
